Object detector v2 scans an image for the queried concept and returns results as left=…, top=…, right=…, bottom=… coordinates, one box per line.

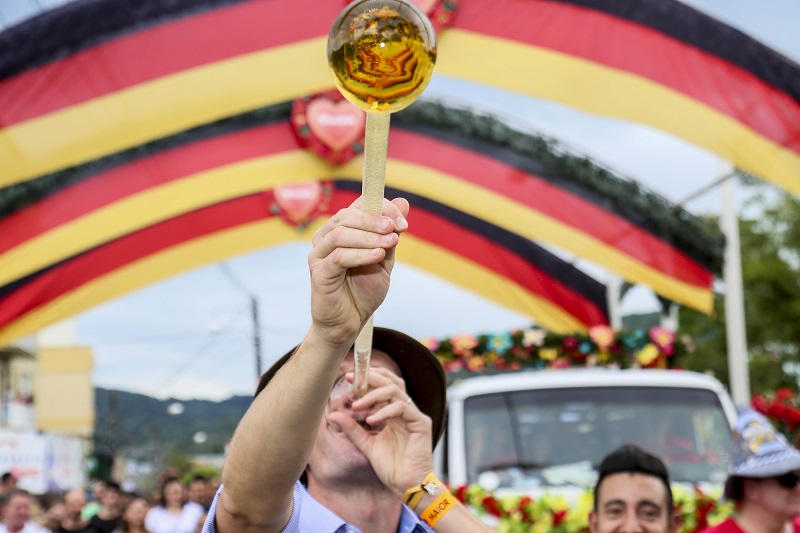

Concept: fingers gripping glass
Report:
left=324, top=374, right=386, bottom=433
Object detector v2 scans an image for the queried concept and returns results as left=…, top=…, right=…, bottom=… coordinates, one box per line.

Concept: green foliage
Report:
left=678, top=182, right=800, bottom=396
left=165, top=450, right=193, bottom=473
left=181, top=464, right=221, bottom=486
left=93, top=388, right=250, bottom=457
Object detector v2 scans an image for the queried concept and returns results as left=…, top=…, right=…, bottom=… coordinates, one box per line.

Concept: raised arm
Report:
left=215, top=197, right=410, bottom=533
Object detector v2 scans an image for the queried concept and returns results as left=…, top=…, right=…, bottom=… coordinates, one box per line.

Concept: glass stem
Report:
left=353, top=111, right=391, bottom=398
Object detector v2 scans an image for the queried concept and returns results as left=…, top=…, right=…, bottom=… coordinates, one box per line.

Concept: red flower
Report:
left=453, top=485, right=468, bottom=504
left=562, top=337, right=579, bottom=353
left=516, top=496, right=533, bottom=523
left=787, top=407, right=800, bottom=429
left=752, top=394, right=768, bottom=413
left=552, top=509, right=567, bottom=525
left=516, top=496, right=532, bottom=510
left=776, top=388, right=795, bottom=403
left=481, top=495, right=503, bottom=518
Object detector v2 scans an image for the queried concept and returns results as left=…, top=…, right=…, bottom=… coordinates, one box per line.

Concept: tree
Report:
left=678, top=182, right=800, bottom=395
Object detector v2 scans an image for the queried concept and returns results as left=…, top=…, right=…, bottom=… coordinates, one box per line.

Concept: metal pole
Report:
left=720, top=165, right=750, bottom=405
left=251, top=296, right=262, bottom=379
left=606, top=274, right=623, bottom=330
left=219, top=263, right=263, bottom=381
left=0, top=358, right=8, bottom=427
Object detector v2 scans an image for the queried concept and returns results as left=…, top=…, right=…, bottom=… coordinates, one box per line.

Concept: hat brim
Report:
left=730, top=451, right=800, bottom=479
left=256, top=327, right=447, bottom=447
left=725, top=452, right=800, bottom=500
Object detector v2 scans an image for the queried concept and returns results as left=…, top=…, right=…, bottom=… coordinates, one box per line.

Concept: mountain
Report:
left=94, top=388, right=251, bottom=456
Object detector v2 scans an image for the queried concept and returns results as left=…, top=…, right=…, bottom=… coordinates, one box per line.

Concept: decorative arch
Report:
left=0, top=100, right=721, bottom=344
left=0, top=0, right=739, bottom=344
left=1, top=0, right=797, bottom=190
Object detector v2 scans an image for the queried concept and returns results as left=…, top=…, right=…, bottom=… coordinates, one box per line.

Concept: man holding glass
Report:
left=202, top=197, right=494, bottom=533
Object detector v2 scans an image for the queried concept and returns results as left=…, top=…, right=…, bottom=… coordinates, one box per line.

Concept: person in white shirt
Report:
left=0, top=489, right=50, bottom=533
left=145, top=478, right=203, bottom=533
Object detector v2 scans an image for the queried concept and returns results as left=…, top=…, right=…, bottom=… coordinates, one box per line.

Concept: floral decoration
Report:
left=421, top=326, right=691, bottom=378
left=752, top=387, right=800, bottom=447
left=452, top=484, right=732, bottom=533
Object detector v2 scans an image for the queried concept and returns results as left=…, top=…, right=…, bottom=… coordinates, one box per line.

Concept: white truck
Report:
left=433, top=368, right=737, bottom=497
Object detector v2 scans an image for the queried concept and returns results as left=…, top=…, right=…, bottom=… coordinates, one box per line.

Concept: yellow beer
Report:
left=328, top=1, right=436, bottom=113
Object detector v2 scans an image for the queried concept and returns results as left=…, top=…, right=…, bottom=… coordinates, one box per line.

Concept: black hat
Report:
left=256, top=327, right=447, bottom=446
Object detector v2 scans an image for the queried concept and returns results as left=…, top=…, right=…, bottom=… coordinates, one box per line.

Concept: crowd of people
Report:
left=0, top=474, right=218, bottom=533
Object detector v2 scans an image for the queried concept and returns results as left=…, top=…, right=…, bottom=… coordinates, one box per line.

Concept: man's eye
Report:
left=606, top=507, right=624, bottom=517
left=640, top=508, right=660, bottom=520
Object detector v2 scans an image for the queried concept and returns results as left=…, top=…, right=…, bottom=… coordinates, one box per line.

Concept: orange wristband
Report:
left=420, top=489, right=455, bottom=528
left=402, top=472, right=440, bottom=510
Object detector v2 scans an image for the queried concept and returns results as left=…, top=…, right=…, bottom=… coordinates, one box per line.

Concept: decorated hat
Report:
left=256, top=327, right=447, bottom=447
left=724, top=409, right=800, bottom=498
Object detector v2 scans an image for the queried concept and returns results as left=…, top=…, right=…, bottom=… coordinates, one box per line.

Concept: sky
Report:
left=3, top=0, right=800, bottom=401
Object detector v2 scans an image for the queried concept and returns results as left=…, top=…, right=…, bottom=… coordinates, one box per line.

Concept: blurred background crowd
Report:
left=0, top=470, right=218, bottom=533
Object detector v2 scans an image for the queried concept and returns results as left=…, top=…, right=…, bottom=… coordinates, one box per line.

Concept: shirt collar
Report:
left=299, top=484, right=430, bottom=533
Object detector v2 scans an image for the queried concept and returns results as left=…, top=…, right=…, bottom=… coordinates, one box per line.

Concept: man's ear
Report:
left=669, top=511, right=681, bottom=533
left=589, top=510, right=598, bottom=533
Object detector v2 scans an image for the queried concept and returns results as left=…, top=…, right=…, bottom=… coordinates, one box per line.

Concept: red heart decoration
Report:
left=307, top=98, right=366, bottom=152
left=273, top=182, right=323, bottom=224
left=410, top=0, right=437, bottom=15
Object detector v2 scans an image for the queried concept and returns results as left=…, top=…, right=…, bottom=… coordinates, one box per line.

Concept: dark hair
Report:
left=724, top=476, right=745, bottom=502
left=593, top=444, right=674, bottom=515
left=3, top=488, right=31, bottom=503
left=159, top=477, right=183, bottom=509
left=118, top=496, right=149, bottom=533
left=104, top=481, right=121, bottom=493
left=1, top=472, right=15, bottom=484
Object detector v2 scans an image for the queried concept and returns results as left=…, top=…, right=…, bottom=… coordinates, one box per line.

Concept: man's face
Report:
left=92, top=481, right=106, bottom=501
left=5, top=494, right=31, bottom=530
left=307, top=349, right=402, bottom=483
left=64, top=489, right=87, bottom=518
left=744, top=473, right=800, bottom=520
left=101, top=488, right=120, bottom=512
left=188, top=480, right=206, bottom=503
left=590, top=473, right=677, bottom=533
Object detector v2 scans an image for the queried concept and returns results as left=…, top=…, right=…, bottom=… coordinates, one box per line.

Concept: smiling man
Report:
left=590, top=445, right=679, bottom=533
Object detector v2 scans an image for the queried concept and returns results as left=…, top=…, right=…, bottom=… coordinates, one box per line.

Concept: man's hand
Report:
left=308, top=197, right=409, bottom=346
left=328, top=368, right=433, bottom=498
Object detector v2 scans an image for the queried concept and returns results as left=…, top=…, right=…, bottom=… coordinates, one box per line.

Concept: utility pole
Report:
left=251, top=295, right=262, bottom=379
left=219, top=263, right=263, bottom=381
left=676, top=162, right=749, bottom=405
left=720, top=165, right=750, bottom=405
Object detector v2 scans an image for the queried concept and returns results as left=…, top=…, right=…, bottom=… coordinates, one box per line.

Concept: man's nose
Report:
left=619, top=511, right=644, bottom=533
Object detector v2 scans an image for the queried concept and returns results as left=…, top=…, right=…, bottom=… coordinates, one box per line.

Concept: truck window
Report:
left=463, top=386, right=732, bottom=488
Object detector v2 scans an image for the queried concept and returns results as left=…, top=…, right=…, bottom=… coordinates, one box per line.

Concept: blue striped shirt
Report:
left=202, top=481, right=434, bottom=533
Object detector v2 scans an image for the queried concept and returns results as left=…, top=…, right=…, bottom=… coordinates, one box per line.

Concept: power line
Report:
left=104, top=308, right=248, bottom=451
left=217, top=262, right=263, bottom=379
left=218, top=262, right=251, bottom=296
left=675, top=168, right=739, bottom=207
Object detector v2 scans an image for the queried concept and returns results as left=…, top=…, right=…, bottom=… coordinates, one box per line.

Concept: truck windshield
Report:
left=464, top=386, right=732, bottom=488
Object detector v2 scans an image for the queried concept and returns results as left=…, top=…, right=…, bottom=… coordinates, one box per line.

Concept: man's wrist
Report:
left=414, top=483, right=457, bottom=528
left=402, top=472, right=442, bottom=509
left=303, top=325, right=356, bottom=358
